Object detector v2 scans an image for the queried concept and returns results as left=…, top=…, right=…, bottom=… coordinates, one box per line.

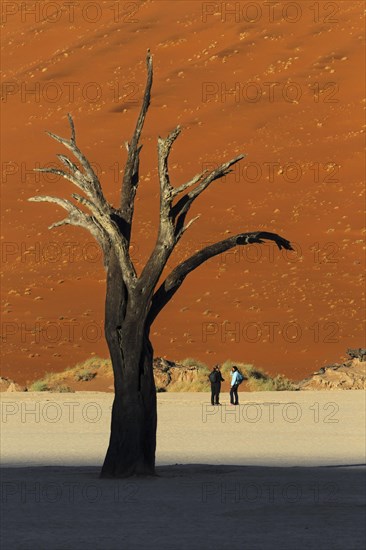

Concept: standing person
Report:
left=230, top=366, right=240, bottom=405
left=209, top=365, right=224, bottom=405
left=215, top=365, right=224, bottom=405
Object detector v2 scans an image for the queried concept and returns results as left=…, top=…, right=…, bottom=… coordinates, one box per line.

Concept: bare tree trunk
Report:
left=101, top=253, right=156, bottom=478
left=100, top=335, right=156, bottom=477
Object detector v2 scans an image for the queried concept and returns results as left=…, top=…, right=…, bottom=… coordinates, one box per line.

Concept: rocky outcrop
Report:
left=346, top=348, right=366, bottom=361
left=299, top=351, right=366, bottom=390
left=0, top=377, right=26, bottom=392
left=153, top=358, right=206, bottom=391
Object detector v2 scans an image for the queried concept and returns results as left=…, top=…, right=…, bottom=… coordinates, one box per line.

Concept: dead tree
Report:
left=29, top=51, right=293, bottom=477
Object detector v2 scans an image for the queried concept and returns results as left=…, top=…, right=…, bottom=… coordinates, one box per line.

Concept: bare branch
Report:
left=147, top=231, right=294, bottom=324
left=45, top=130, right=69, bottom=148
left=171, top=170, right=209, bottom=197
left=34, top=116, right=140, bottom=279
left=139, top=135, right=244, bottom=295
left=46, top=116, right=137, bottom=277
left=29, top=194, right=100, bottom=238
left=71, top=195, right=137, bottom=283
left=176, top=214, right=201, bottom=239
left=48, top=219, right=71, bottom=230
left=28, top=195, right=112, bottom=266
left=34, top=167, right=88, bottom=194
left=172, top=154, right=245, bottom=225
left=67, top=112, right=76, bottom=143
left=28, top=195, right=81, bottom=213
left=120, top=50, right=153, bottom=240
left=138, top=126, right=182, bottom=292
left=72, top=193, right=104, bottom=217
left=45, top=114, right=109, bottom=213
left=57, top=154, right=80, bottom=174
left=157, top=126, right=181, bottom=195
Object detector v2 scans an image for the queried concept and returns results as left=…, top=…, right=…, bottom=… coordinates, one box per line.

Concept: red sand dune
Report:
left=1, top=1, right=364, bottom=385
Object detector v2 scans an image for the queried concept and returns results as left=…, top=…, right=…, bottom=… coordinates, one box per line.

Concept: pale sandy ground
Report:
left=1, top=391, right=365, bottom=549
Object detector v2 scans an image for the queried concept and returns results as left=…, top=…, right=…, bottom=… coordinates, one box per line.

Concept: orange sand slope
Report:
left=1, top=1, right=365, bottom=384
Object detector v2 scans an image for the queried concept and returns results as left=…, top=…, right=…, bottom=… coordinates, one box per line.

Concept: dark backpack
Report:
left=236, top=372, right=245, bottom=385
left=209, top=371, right=218, bottom=383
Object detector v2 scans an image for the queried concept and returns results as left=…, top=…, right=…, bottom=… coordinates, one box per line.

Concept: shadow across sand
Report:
left=1, top=464, right=365, bottom=550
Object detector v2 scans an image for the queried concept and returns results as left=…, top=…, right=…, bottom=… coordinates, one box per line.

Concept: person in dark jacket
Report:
left=209, top=365, right=224, bottom=405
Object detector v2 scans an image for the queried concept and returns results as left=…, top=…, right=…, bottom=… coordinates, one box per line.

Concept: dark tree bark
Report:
left=29, top=51, right=294, bottom=477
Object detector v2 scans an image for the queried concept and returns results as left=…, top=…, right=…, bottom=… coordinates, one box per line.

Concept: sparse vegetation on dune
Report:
left=26, top=356, right=297, bottom=392
left=248, top=374, right=298, bottom=391
left=28, top=380, right=50, bottom=392
left=28, top=357, right=112, bottom=392
left=180, top=358, right=210, bottom=374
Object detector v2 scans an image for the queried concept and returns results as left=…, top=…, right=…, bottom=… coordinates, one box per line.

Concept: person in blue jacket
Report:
left=230, top=366, right=241, bottom=405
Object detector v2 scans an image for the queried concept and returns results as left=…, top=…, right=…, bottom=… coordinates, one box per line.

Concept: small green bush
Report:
left=29, top=380, right=49, bottom=392
left=248, top=374, right=297, bottom=391
left=73, top=357, right=106, bottom=371
left=271, top=375, right=298, bottom=391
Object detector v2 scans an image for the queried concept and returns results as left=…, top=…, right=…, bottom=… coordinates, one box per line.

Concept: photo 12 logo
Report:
left=1, top=159, right=141, bottom=185
left=1, top=80, right=141, bottom=105
left=200, top=160, right=341, bottom=185
left=201, top=480, right=339, bottom=504
left=1, top=480, right=139, bottom=504
left=201, top=321, right=340, bottom=344
left=1, top=400, right=104, bottom=424
left=201, top=401, right=340, bottom=423
left=1, top=2, right=141, bottom=24
left=201, top=2, right=340, bottom=24
left=1, top=239, right=140, bottom=265
left=1, top=320, right=105, bottom=346
left=208, top=240, right=340, bottom=266
left=201, top=81, right=339, bottom=104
